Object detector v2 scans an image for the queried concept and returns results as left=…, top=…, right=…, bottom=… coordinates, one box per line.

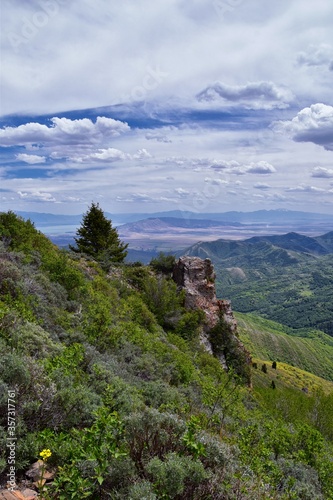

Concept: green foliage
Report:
left=174, top=310, right=204, bottom=341
left=150, top=252, right=176, bottom=274
left=70, top=202, right=128, bottom=265
left=41, top=250, right=86, bottom=299
left=0, top=211, right=54, bottom=257
left=146, top=452, right=209, bottom=498
left=182, top=416, right=206, bottom=458
left=142, top=274, right=184, bottom=328
left=209, top=317, right=251, bottom=385
left=200, top=370, right=244, bottom=425
left=41, top=407, right=126, bottom=498
left=44, top=343, right=85, bottom=379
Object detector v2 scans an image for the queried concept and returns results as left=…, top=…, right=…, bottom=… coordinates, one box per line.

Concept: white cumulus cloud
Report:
left=17, top=190, right=57, bottom=202
left=311, top=167, right=333, bottom=178
left=246, top=161, right=276, bottom=174
left=272, top=103, right=333, bottom=151
left=16, top=153, right=46, bottom=164
left=0, top=116, right=130, bottom=147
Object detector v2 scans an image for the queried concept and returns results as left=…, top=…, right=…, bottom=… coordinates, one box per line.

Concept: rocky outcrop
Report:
left=173, top=256, right=251, bottom=377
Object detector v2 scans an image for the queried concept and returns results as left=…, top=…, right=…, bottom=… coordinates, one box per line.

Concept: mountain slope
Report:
left=236, top=312, right=333, bottom=382
left=182, top=233, right=333, bottom=336
left=247, top=232, right=329, bottom=255
left=181, top=238, right=314, bottom=266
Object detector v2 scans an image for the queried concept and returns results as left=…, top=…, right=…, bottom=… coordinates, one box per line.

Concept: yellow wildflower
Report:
left=40, top=449, right=52, bottom=461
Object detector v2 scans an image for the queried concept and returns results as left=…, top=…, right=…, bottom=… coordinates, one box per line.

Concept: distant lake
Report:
left=37, top=221, right=124, bottom=235
left=36, top=224, right=78, bottom=235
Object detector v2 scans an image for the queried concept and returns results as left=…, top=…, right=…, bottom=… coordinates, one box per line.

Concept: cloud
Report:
left=212, top=160, right=276, bottom=175
left=246, top=161, right=276, bottom=174
left=17, top=190, right=57, bottom=202
left=297, top=44, right=333, bottom=68
left=145, top=132, right=172, bottom=143
left=175, top=187, right=190, bottom=197
left=286, top=184, right=326, bottom=193
left=72, top=148, right=129, bottom=163
left=204, top=177, right=228, bottom=185
left=210, top=160, right=240, bottom=170
left=133, top=148, right=152, bottom=159
left=196, top=81, right=293, bottom=109
left=0, top=116, right=130, bottom=147
left=254, top=183, right=271, bottom=190
left=68, top=147, right=151, bottom=163
left=272, top=103, right=333, bottom=151
left=311, top=167, right=333, bottom=178
left=16, top=153, right=46, bottom=164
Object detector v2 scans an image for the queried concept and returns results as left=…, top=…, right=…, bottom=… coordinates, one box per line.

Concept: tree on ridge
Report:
left=70, top=202, right=128, bottom=266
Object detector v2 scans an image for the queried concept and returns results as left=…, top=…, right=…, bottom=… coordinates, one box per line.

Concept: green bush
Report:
left=0, top=352, right=31, bottom=386
left=124, top=409, right=186, bottom=471
left=209, top=317, right=251, bottom=385
left=174, top=310, right=204, bottom=341
left=150, top=252, right=176, bottom=275
left=143, top=275, right=183, bottom=328
left=127, top=480, right=157, bottom=499
left=147, top=452, right=209, bottom=498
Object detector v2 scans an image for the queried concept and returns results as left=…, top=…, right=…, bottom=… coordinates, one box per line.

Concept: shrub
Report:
left=0, top=211, right=54, bottom=257
left=127, top=480, right=157, bottom=499
left=0, top=352, right=31, bottom=386
left=150, top=252, right=176, bottom=275
left=146, top=452, right=209, bottom=498
left=140, top=380, right=186, bottom=412
left=174, top=310, right=205, bottom=341
left=142, top=275, right=183, bottom=328
left=124, top=409, right=186, bottom=473
left=209, top=317, right=251, bottom=385
left=9, top=321, right=62, bottom=358
left=42, top=251, right=86, bottom=299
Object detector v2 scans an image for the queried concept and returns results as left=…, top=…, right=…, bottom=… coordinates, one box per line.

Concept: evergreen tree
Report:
left=70, top=203, right=128, bottom=265
left=261, top=363, right=268, bottom=374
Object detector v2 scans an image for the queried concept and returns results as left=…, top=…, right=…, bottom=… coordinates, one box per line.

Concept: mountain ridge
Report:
left=181, top=230, right=333, bottom=263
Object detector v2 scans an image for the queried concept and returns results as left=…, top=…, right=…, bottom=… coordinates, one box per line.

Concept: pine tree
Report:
left=70, top=202, right=128, bottom=265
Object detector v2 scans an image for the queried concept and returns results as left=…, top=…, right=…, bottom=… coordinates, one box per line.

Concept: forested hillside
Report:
left=183, top=234, right=333, bottom=336
left=0, top=212, right=333, bottom=499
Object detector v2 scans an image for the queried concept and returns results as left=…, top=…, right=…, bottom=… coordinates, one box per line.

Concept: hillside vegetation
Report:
left=0, top=212, right=333, bottom=499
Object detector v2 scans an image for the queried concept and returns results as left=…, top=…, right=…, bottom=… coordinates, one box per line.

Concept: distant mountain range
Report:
left=181, top=231, right=333, bottom=266
left=15, top=208, right=333, bottom=228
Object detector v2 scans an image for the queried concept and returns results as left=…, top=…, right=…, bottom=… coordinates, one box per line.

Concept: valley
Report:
left=182, top=232, right=333, bottom=337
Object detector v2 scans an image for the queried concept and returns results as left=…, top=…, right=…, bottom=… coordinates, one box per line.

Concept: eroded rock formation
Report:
left=173, top=256, right=251, bottom=377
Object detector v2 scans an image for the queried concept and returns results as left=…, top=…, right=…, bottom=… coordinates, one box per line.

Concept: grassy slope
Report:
left=236, top=312, right=333, bottom=383
left=252, top=358, right=333, bottom=394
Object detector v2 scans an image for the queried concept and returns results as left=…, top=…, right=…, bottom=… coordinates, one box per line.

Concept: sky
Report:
left=1, top=0, right=333, bottom=216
